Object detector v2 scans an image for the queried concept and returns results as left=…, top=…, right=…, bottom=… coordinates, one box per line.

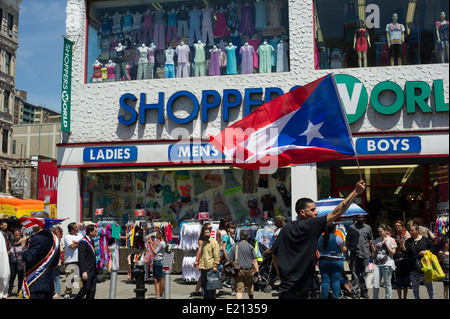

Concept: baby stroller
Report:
left=255, top=243, right=277, bottom=293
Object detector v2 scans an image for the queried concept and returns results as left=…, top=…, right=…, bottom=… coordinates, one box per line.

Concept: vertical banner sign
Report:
left=38, top=159, right=58, bottom=205
left=61, top=37, right=73, bottom=133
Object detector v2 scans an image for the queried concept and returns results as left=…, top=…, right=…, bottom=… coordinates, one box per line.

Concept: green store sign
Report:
left=335, top=74, right=449, bottom=124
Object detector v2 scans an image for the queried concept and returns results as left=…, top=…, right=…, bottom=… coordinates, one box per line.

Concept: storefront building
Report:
left=58, top=0, right=449, bottom=233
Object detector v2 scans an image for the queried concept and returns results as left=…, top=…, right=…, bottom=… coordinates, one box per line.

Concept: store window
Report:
left=86, top=0, right=290, bottom=83
left=314, top=0, right=449, bottom=69
left=82, top=167, right=292, bottom=227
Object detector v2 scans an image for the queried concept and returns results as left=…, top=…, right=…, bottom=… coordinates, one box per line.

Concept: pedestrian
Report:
left=317, top=223, right=347, bottom=299
left=148, top=228, right=166, bottom=299
left=371, top=224, right=397, bottom=299
left=272, top=180, right=366, bottom=299
left=7, top=228, right=26, bottom=297
left=391, top=220, right=411, bottom=241
left=74, top=224, right=98, bottom=299
left=192, top=223, right=211, bottom=297
left=50, top=226, right=64, bottom=298
left=21, top=211, right=60, bottom=299
left=346, top=214, right=373, bottom=299
left=63, top=222, right=83, bottom=298
left=1, top=220, right=13, bottom=250
left=221, top=223, right=235, bottom=290
left=405, top=223, right=434, bottom=299
left=198, top=225, right=220, bottom=299
left=410, top=218, right=436, bottom=240
left=272, top=216, right=286, bottom=245
left=393, top=238, right=410, bottom=299
left=227, top=229, right=260, bottom=299
left=438, top=236, right=449, bottom=299
left=0, top=227, right=10, bottom=299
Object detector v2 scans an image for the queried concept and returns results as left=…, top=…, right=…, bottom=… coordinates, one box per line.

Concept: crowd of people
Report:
left=0, top=179, right=448, bottom=300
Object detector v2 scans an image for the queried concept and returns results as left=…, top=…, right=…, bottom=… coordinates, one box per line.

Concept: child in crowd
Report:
left=393, top=238, right=410, bottom=299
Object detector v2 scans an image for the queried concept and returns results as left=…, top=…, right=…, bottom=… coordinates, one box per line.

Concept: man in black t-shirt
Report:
left=272, top=180, right=366, bottom=299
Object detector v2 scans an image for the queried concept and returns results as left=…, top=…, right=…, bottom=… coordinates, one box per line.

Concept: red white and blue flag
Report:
left=19, top=216, right=66, bottom=230
left=210, top=74, right=356, bottom=170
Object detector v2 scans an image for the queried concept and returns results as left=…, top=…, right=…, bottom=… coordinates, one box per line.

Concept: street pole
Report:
left=109, top=267, right=118, bottom=299
left=164, top=269, right=171, bottom=299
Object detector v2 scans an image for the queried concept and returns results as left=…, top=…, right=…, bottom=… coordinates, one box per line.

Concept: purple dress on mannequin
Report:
left=239, top=5, right=257, bottom=35
left=209, top=49, right=221, bottom=76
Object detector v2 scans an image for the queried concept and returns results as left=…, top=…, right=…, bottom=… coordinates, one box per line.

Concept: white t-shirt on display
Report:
left=386, top=23, right=405, bottom=45
left=64, top=233, right=84, bottom=263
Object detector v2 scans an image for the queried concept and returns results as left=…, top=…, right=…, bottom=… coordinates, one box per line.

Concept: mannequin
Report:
left=167, top=8, right=178, bottom=45
left=194, top=41, right=206, bottom=77
left=92, top=60, right=103, bottom=83
left=240, top=42, right=254, bottom=74
left=436, top=12, right=449, bottom=63
left=354, top=20, right=371, bottom=67
left=114, top=42, right=130, bottom=81
left=106, top=60, right=116, bottom=82
left=257, top=41, right=274, bottom=73
left=209, top=45, right=221, bottom=76
left=188, top=7, right=202, bottom=46
left=136, top=44, right=150, bottom=80
left=386, top=13, right=405, bottom=66
left=178, top=6, right=189, bottom=38
left=165, top=46, right=175, bottom=78
left=276, top=40, right=289, bottom=72
left=226, top=43, right=237, bottom=75
left=147, top=43, right=156, bottom=79
left=176, top=41, right=190, bottom=78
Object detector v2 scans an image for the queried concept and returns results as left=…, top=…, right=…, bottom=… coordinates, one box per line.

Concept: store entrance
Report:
left=332, top=164, right=434, bottom=230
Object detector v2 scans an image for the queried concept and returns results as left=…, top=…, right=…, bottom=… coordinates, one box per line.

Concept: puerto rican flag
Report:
left=210, top=74, right=356, bottom=170
left=19, top=216, right=66, bottom=230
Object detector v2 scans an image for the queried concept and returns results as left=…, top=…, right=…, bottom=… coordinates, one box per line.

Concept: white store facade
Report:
left=57, top=0, right=449, bottom=230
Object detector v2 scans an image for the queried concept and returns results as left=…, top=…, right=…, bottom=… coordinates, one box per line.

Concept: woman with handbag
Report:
left=198, top=226, right=221, bottom=299
left=370, top=224, right=397, bottom=299
left=405, top=224, right=435, bottom=299
left=7, top=229, right=27, bottom=296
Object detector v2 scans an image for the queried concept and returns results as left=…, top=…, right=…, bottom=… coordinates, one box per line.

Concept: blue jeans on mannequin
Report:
left=318, top=259, right=344, bottom=299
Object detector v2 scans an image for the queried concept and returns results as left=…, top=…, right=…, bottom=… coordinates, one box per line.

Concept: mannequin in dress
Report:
left=176, top=41, right=190, bottom=78
left=386, top=13, right=405, bottom=66
left=106, top=60, right=116, bottom=82
left=353, top=20, right=371, bottom=67
left=436, top=12, right=449, bottom=63
left=194, top=40, right=206, bottom=77
left=92, top=60, right=103, bottom=83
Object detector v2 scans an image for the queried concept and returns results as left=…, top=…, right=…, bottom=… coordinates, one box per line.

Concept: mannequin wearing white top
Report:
left=176, top=41, right=190, bottom=78
left=136, top=44, right=150, bottom=80
left=165, top=47, right=175, bottom=78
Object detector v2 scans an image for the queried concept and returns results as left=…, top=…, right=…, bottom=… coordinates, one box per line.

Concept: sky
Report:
left=15, top=0, right=67, bottom=113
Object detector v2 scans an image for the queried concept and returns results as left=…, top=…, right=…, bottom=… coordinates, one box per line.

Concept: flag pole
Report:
left=355, top=153, right=363, bottom=180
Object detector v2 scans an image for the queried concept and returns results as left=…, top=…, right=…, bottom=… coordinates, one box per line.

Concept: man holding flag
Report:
left=210, top=74, right=367, bottom=298
left=20, top=212, right=62, bottom=299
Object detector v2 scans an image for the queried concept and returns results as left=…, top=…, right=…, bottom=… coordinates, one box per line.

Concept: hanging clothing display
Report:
left=166, top=10, right=178, bottom=44
left=255, top=1, right=268, bottom=30
left=242, top=170, right=257, bottom=193
left=202, top=7, right=215, bottom=46
left=227, top=3, right=239, bottom=32
left=224, top=170, right=242, bottom=194
left=267, top=0, right=283, bottom=30
left=213, top=10, right=231, bottom=38
left=153, top=10, right=166, bottom=50
left=213, top=191, right=232, bottom=219
left=239, top=4, right=257, bottom=35
left=188, top=8, right=202, bottom=46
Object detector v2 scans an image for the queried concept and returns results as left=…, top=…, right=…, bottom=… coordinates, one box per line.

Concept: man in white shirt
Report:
left=63, top=222, right=83, bottom=299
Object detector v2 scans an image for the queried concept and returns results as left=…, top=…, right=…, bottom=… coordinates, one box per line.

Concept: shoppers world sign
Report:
left=118, top=75, right=448, bottom=126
